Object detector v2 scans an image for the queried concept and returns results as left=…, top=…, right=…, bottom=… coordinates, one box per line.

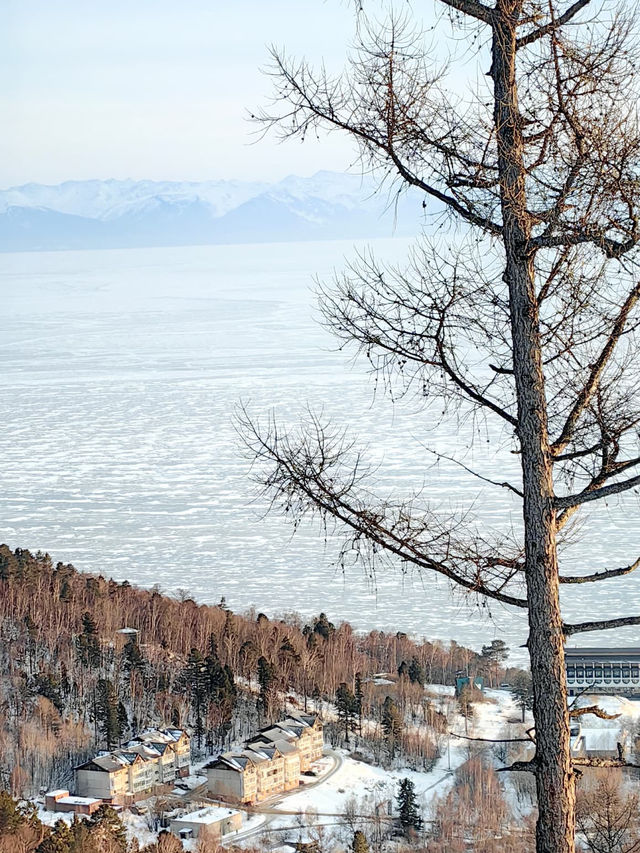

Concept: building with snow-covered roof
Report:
left=205, top=713, right=322, bottom=803
left=571, top=728, right=621, bottom=760
left=169, top=806, right=242, bottom=840
left=44, top=790, right=103, bottom=815
left=75, top=727, right=190, bottom=803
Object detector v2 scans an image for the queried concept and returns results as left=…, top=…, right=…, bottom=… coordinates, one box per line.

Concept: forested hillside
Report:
left=0, top=545, right=495, bottom=796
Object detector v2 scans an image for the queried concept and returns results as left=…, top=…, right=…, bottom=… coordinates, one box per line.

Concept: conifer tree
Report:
left=336, top=682, right=357, bottom=743
left=354, top=672, right=364, bottom=737
left=312, top=612, right=334, bottom=640
left=38, top=818, right=72, bottom=853
left=185, top=648, right=208, bottom=749
left=352, top=829, right=370, bottom=853
left=96, top=678, right=122, bottom=749
left=257, top=656, right=276, bottom=722
left=511, top=671, right=534, bottom=723
left=76, top=612, right=101, bottom=670
left=89, top=804, right=128, bottom=853
left=397, top=778, right=423, bottom=834
left=204, top=638, right=236, bottom=745
left=382, top=696, right=403, bottom=758
left=122, top=637, right=144, bottom=673
left=408, top=657, right=425, bottom=686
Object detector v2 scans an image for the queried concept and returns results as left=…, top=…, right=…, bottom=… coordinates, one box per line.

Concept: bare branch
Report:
left=496, top=760, right=538, bottom=773
left=555, top=474, right=640, bottom=508
left=437, top=0, right=494, bottom=25
left=237, top=407, right=528, bottom=610
left=427, top=448, right=524, bottom=497
left=449, top=731, right=534, bottom=743
left=516, top=0, right=593, bottom=50
left=564, top=615, right=640, bottom=636
left=559, top=557, right=640, bottom=584
left=573, top=757, right=640, bottom=770
left=551, top=282, right=640, bottom=456
left=569, top=705, right=620, bottom=720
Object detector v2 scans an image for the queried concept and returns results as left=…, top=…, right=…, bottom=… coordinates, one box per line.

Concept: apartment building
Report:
left=205, top=713, right=322, bottom=804
left=75, top=728, right=190, bottom=804
left=565, top=648, right=640, bottom=696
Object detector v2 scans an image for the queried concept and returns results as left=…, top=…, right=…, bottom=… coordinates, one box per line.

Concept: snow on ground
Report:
left=121, top=812, right=159, bottom=849
left=263, top=689, right=532, bottom=833
left=37, top=805, right=76, bottom=828
left=572, top=694, right=640, bottom=756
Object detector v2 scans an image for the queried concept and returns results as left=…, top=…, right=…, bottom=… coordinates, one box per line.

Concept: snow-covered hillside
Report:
left=0, top=172, right=426, bottom=251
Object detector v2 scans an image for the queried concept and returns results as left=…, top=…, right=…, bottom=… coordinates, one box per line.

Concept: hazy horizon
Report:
left=3, top=1, right=361, bottom=187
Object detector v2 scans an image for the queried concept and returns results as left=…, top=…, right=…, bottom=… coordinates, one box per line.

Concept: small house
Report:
left=169, top=806, right=242, bottom=840
left=45, top=790, right=102, bottom=816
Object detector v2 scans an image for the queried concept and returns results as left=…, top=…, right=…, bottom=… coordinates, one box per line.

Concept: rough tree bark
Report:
left=493, top=3, right=575, bottom=847
left=241, top=2, right=640, bottom=850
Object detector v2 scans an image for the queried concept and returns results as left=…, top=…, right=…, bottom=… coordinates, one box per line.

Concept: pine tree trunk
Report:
left=492, top=4, right=576, bottom=851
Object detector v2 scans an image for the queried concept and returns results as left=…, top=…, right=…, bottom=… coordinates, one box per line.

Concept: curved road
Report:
left=194, top=749, right=345, bottom=846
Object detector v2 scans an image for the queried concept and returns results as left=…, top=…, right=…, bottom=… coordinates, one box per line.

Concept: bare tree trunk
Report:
left=492, top=5, right=575, bottom=850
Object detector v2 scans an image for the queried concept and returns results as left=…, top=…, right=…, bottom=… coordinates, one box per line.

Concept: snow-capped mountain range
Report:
left=0, top=171, right=426, bottom=252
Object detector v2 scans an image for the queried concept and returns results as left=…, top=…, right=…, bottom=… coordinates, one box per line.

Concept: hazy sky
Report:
left=2, top=1, right=370, bottom=187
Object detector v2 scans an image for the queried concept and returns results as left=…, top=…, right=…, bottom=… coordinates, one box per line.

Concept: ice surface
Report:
left=1, top=239, right=638, bottom=661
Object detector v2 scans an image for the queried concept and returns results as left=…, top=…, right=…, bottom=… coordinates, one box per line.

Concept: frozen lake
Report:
left=1, top=240, right=638, bottom=659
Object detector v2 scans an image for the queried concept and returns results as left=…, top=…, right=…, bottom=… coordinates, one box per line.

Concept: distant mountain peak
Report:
left=0, top=172, right=426, bottom=252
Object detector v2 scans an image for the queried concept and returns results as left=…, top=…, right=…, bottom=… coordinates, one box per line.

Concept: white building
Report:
left=169, top=806, right=242, bottom=840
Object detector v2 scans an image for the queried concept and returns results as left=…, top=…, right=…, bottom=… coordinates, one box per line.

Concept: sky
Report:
left=1, top=0, right=371, bottom=188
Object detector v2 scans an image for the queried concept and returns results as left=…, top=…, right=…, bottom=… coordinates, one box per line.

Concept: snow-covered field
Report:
left=2, top=241, right=638, bottom=656
left=241, top=688, right=534, bottom=842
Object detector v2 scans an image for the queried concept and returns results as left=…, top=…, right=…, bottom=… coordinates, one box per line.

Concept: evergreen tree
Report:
left=23, top=613, right=38, bottom=673
left=88, top=804, right=127, bottom=853
left=204, top=638, right=236, bottom=743
left=32, top=672, right=64, bottom=714
left=354, top=672, right=364, bottom=737
left=76, top=612, right=101, bottom=669
left=511, top=670, right=534, bottom=723
left=67, top=815, right=95, bottom=853
left=397, top=660, right=409, bottom=680
left=95, top=678, right=122, bottom=749
left=117, top=701, right=129, bottom=739
left=382, top=696, right=403, bottom=757
left=335, top=682, right=357, bottom=743
left=185, top=648, right=208, bottom=749
left=408, top=657, right=425, bottom=686
left=278, top=637, right=301, bottom=688
left=397, top=778, right=423, bottom=834
left=0, top=790, right=25, bottom=834
left=312, top=612, right=335, bottom=640
left=122, top=637, right=144, bottom=673
left=352, top=829, right=369, bottom=853
left=257, top=656, right=276, bottom=721
left=480, top=639, right=510, bottom=687
left=38, top=819, right=72, bottom=853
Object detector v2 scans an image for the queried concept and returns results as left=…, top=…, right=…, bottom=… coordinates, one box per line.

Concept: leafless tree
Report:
left=239, top=1, right=640, bottom=850
left=576, top=772, right=640, bottom=853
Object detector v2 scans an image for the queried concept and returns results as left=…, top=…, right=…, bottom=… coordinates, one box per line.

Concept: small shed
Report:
left=455, top=676, right=484, bottom=697
left=169, top=805, right=242, bottom=840
left=45, top=790, right=102, bottom=815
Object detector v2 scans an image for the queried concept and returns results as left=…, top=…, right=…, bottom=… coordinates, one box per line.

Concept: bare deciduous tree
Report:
left=577, top=772, right=640, bottom=853
left=240, top=1, right=640, bottom=850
